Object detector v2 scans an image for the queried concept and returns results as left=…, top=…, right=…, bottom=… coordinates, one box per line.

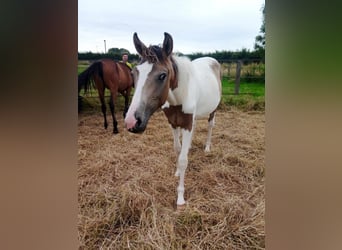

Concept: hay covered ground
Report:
left=78, top=108, right=265, bottom=249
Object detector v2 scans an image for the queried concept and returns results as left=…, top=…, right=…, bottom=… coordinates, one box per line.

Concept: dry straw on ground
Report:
left=78, top=108, right=265, bottom=249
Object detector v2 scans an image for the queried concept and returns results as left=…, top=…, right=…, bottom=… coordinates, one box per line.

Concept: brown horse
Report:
left=78, top=59, right=133, bottom=133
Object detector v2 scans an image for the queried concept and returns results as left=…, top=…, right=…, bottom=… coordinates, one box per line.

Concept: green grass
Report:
left=220, top=78, right=265, bottom=111
left=78, top=65, right=88, bottom=74
left=222, top=78, right=264, bottom=97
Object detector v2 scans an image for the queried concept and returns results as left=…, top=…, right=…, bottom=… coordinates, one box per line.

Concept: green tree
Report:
left=107, top=48, right=130, bottom=55
left=254, top=4, right=265, bottom=61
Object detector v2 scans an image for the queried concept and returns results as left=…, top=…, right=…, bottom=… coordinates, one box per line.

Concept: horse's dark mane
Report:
left=170, top=56, right=179, bottom=89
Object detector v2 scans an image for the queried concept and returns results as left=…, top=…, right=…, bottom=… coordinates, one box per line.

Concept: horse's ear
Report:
left=133, top=32, right=147, bottom=57
left=163, top=32, right=173, bottom=57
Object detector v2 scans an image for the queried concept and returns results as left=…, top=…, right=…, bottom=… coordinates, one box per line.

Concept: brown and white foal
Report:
left=125, top=32, right=222, bottom=207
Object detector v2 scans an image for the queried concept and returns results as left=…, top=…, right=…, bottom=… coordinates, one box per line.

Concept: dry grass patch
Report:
left=78, top=109, right=265, bottom=249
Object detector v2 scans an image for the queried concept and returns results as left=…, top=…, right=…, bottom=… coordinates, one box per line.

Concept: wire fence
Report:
left=78, top=59, right=265, bottom=98
left=218, top=59, right=265, bottom=82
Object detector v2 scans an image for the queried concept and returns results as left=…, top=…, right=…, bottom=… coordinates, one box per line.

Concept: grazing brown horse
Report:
left=78, top=59, right=133, bottom=134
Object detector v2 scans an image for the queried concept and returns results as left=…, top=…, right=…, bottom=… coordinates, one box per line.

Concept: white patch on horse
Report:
left=124, top=62, right=153, bottom=129
left=165, top=56, right=221, bottom=117
left=161, top=101, right=170, bottom=109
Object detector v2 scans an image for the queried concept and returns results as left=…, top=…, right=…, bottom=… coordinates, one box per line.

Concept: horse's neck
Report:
left=167, top=56, right=192, bottom=106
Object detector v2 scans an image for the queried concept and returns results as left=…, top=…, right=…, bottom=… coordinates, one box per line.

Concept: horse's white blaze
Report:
left=124, top=62, right=153, bottom=129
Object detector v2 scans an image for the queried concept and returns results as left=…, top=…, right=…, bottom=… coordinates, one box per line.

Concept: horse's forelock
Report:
left=141, top=45, right=167, bottom=64
left=138, top=45, right=178, bottom=89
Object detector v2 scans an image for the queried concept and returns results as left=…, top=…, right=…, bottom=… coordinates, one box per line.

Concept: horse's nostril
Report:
left=136, top=117, right=142, bottom=127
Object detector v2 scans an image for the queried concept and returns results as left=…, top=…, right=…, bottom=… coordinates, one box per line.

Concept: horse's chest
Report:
left=163, top=105, right=193, bottom=131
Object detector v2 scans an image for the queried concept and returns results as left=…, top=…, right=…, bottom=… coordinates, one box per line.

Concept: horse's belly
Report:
left=182, top=81, right=220, bottom=117
left=196, top=84, right=221, bottom=116
left=195, top=98, right=220, bottom=117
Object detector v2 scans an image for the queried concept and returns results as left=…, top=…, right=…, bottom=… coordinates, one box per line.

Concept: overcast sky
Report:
left=78, top=0, right=265, bottom=54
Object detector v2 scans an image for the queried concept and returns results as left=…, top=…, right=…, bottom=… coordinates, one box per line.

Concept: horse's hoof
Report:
left=176, top=204, right=186, bottom=211
left=113, top=130, right=119, bottom=134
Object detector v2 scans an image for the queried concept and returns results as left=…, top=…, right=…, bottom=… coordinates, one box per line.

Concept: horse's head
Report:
left=125, top=32, right=178, bottom=133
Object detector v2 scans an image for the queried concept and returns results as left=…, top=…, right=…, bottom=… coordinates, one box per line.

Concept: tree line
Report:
left=78, top=48, right=264, bottom=63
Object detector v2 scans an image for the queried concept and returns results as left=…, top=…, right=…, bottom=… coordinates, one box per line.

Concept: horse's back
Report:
left=100, top=59, right=133, bottom=91
left=191, top=57, right=221, bottom=116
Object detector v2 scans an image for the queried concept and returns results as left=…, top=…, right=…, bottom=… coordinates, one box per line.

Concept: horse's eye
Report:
left=158, top=73, right=167, bottom=81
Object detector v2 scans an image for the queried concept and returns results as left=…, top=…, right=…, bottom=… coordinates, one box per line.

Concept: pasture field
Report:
left=78, top=58, right=265, bottom=248
left=78, top=108, right=265, bottom=249
left=78, top=72, right=265, bottom=112
left=78, top=80, right=265, bottom=113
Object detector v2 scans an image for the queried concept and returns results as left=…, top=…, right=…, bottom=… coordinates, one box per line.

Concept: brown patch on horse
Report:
left=163, top=105, right=193, bottom=131
left=208, top=110, right=216, bottom=122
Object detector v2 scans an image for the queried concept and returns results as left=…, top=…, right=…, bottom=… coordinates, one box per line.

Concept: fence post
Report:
left=228, top=63, right=231, bottom=78
left=234, top=60, right=242, bottom=95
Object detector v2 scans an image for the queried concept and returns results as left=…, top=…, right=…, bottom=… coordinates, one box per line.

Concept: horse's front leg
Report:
left=109, top=94, right=119, bottom=134
left=172, top=127, right=181, bottom=168
left=176, top=128, right=193, bottom=206
left=123, top=89, right=131, bottom=118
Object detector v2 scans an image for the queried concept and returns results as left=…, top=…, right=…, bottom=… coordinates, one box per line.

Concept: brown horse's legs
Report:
left=101, top=104, right=108, bottom=129
left=123, top=90, right=130, bottom=118
left=109, top=94, right=119, bottom=134
left=98, top=89, right=108, bottom=129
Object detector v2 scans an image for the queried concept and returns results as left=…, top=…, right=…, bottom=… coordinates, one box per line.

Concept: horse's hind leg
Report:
left=99, top=93, right=108, bottom=129
left=78, top=95, right=83, bottom=113
left=109, top=94, right=119, bottom=134
left=205, top=111, right=216, bottom=152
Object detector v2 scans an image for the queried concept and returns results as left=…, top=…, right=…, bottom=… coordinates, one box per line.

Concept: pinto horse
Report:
left=125, top=32, right=222, bottom=207
left=78, top=59, right=133, bottom=133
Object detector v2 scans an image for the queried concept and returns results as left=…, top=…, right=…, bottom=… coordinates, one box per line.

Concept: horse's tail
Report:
left=78, top=61, right=104, bottom=94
